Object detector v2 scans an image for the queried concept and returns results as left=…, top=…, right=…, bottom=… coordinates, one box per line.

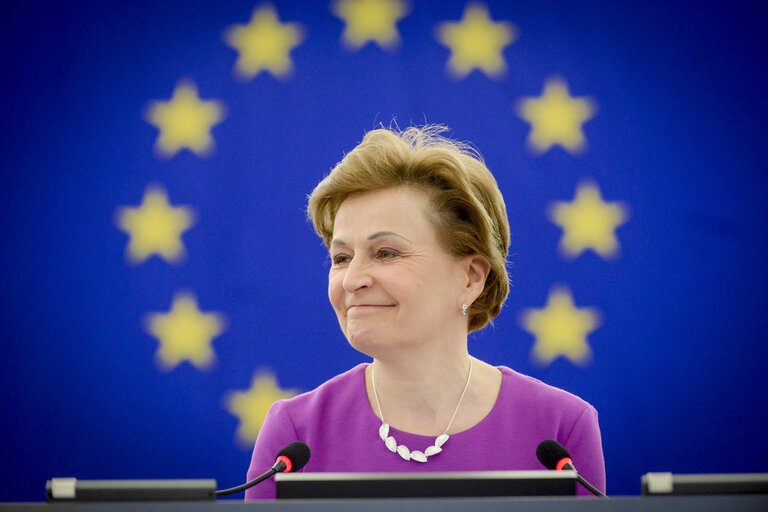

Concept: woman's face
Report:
left=328, top=186, right=469, bottom=357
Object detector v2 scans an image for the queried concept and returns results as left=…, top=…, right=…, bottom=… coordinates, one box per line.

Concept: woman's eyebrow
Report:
left=330, top=232, right=412, bottom=246
left=368, top=231, right=412, bottom=243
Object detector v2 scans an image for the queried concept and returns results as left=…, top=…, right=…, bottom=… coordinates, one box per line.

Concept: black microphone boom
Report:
left=214, top=441, right=311, bottom=497
left=535, top=440, right=607, bottom=498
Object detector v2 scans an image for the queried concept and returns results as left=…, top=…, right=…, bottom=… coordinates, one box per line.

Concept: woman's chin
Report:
left=345, top=331, right=421, bottom=360
left=343, top=325, right=393, bottom=357
left=345, top=332, right=378, bottom=357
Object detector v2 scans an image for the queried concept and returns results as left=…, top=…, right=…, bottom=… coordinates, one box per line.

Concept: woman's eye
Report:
left=376, top=248, right=398, bottom=260
left=332, top=254, right=351, bottom=265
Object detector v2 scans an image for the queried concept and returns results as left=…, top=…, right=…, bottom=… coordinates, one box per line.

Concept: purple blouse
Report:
left=245, top=364, right=605, bottom=499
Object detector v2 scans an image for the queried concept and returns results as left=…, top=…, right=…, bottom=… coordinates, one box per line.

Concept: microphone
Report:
left=536, top=440, right=607, bottom=498
left=272, top=441, right=312, bottom=473
left=214, top=441, right=310, bottom=497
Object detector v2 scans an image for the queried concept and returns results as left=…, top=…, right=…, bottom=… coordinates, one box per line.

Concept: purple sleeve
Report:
left=243, top=400, right=299, bottom=501
left=563, top=404, right=606, bottom=497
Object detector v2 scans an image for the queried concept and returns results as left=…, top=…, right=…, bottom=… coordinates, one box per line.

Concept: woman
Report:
left=244, top=125, right=605, bottom=499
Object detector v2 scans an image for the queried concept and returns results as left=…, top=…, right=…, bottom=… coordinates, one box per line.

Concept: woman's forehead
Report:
left=332, top=188, right=435, bottom=240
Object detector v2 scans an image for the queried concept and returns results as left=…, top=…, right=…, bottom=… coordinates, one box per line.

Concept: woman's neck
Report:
left=366, top=348, right=475, bottom=436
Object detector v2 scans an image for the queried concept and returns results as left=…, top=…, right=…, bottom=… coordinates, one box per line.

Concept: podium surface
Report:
left=3, top=496, right=768, bottom=511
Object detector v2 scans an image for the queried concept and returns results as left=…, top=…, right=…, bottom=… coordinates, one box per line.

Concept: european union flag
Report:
left=1, top=0, right=767, bottom=500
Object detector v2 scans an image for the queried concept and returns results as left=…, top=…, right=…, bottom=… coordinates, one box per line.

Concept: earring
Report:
left=461, top=304, right=468, bottom=317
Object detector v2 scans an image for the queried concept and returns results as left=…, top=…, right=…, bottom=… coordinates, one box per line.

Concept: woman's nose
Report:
left=342, top=256, right=373, bottom=293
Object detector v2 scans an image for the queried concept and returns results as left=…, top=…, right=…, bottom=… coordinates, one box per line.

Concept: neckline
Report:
left=360, top=362, right=505, bottom=440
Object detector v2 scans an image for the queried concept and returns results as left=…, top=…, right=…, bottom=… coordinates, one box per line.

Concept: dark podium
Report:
left=3, top=496, right=768, bottom=512
left=13, top=472, right=766, bottom=510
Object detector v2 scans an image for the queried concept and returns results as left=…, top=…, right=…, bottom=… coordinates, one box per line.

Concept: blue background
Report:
left=1, top=0, right=767, bottom=500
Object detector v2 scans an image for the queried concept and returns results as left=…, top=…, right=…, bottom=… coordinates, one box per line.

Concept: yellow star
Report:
left=145, top=292, right=226, bottom=371
left=517, top=77, right=596, bottom=154
left=435, top=3, right=517, bottom=79
left=144, top=81, right=225, bottom=158
left=225, top=371, right=299, bottom=444
left=224, top=4, right=304, bottom=80
left=550, top=181, right=629, bottom=259
left=520, top=287, right=601, bottom=366
left=115, top=184, right=195, bottom=265
left=332, top=0, right=409, bottom=50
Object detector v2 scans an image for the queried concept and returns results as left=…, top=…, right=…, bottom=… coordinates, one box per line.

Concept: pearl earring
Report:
left=461, top=304, right=468, bottom=317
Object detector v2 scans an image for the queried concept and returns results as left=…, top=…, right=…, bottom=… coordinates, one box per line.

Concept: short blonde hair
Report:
left=307, top=125, right=510, bottom=332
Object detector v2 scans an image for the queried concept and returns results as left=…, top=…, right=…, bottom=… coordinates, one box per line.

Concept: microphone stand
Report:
left=213, top=460, right=287, bottom=497
left=575, top=472, right=607, bottom=498
left=562, top=466, right=607, bottom=498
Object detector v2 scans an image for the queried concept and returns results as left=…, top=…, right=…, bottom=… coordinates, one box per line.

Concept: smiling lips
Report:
left=347, top=304, right=395, bottom=314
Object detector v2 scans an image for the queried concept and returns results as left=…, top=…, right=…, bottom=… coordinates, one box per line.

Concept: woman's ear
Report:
left=463, top=255, right=491, bottom=304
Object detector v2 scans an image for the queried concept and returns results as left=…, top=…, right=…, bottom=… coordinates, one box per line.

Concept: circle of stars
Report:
left=115, top=1, right=635, bottom=446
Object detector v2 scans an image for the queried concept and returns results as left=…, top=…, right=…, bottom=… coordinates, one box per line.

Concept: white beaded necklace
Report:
left=371, top=357, right=473, bottom=463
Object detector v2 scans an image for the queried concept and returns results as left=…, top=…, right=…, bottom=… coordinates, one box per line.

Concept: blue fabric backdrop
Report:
left=1, top=0, right=767, bottom=500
